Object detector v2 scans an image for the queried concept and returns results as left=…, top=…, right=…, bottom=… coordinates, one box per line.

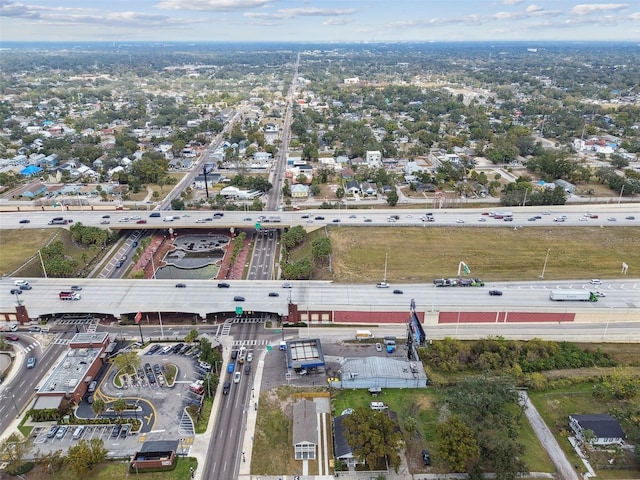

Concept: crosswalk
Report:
left=20, top=341, right=40, bottom=353
left=232, top=339, right=268, bottom=347
left=232, top=317, right=265, bottom=324
left=52, top=338, right=72, bottom=346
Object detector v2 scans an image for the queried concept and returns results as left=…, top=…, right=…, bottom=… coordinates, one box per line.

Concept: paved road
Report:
left=519, top=392, right=580, bottom=480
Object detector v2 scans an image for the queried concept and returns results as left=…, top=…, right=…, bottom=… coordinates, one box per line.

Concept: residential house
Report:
left=292, top=399, right=317, bottom=460
left=361, top=182, right=377, bottom=196
left=333, top=414, right=358, bottom=467
left=345, top=179, right=361, bottom=196
left=291, top=184, right=310, bottom=199
left=569, top=414, right=625, bottom=446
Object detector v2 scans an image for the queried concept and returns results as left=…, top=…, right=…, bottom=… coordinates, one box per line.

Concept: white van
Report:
left=163, top=216, right=175, bottom=222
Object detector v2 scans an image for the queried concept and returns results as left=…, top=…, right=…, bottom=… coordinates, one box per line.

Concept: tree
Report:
left=66, top=439, right=108, bottom=478
left=0, top=433, right=28, bottom=474
left=342, top=408, right=402, bottom=471
left=386, top=190, right=399, bottom=206
left=311, top=237, right=332, bottom=264
left=445, top=377, right=527, bottom=479
left=91, top=398, right=105, bottom=417
left=436, top=414, right=480, bottom=471
left=113, top=351, right=140, bottom=376
left=112, top=398, right=127, bottom=419
left=335, top=187, right=345, bottom=199
left=184, top=328, right=199, bottom=344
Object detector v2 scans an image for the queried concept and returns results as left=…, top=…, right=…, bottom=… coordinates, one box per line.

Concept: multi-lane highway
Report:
left=2, top=204, right=639, bottom=230
left=3, top=278, right=639, bottom=319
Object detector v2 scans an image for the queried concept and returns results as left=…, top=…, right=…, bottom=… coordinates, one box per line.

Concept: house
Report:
left=361, top=182, right=377, bottom=196
left=334, top=414, right=358, bottom=467
left=345, top=179, right=361, bottom=195
left=554, top=179, right=575, bottom=194
left=569, top=414, right=625, bottom=446
left=291, top=184, right=310, bottom=199
left=292, top=399, right=317, bottom=460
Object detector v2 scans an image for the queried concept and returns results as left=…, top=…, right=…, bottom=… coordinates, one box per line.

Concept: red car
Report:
left=5, top=334, right=19, bottom=341
left=136, top=219, right=147, bottom=224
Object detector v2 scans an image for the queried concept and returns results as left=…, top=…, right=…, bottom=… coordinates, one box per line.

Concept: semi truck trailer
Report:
left=59, top=291, right=81, bottom=300
left=549, top=290, right=597, bottom=302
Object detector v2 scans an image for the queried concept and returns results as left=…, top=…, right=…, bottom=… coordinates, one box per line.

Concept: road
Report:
left=4, top=278, right=639, bottom=320
left=3, top=205, right=638, bottom=230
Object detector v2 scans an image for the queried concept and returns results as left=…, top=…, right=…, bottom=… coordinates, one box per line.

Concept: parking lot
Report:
left=32, top=342, right=209, bottom=458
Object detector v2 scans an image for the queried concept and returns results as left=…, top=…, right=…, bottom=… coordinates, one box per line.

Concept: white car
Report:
left=594, top=291, right=606, bottom=297
left=376, top=282, right=389, bottom=288
left=13, top=280, right=28, bottom=286
left=247, top=352, right=253, bottom=362
left=375, top=343, right=382, bottom=352
left=456, top=219, right=465, bottom=224
left=233, top=371, right=242, bottom=384
left=590, top=279, right=602, bottom=285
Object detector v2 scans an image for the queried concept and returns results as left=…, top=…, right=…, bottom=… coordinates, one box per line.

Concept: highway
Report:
left=2, top=204, right=639, bottom=230
left=3, top=278, right=639, bottom=319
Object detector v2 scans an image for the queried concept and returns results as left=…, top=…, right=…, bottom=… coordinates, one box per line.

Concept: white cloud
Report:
left=245, top=6, right=355, bottom=20
left=155, top=0, right=272, bottom=11
left=323, top=18, right=352, bottom=26
left=628, top=12, right=640, bottom=20
left=525, top=4, right=543, bottom=14
left=502, top=0, right=523, bottom=4
left=570, top=3, right=629, bottom=16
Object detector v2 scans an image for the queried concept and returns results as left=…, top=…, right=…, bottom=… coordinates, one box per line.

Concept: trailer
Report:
left=549, top=290, right=597, bottom=302
left=59, top=291, right=81, bottom=301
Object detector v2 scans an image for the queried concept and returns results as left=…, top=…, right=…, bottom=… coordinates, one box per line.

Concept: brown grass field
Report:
left=325, top=226, right=640, bottom=283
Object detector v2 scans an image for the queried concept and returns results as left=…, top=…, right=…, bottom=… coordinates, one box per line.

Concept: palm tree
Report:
left=91, top=398, right=105, bottom=417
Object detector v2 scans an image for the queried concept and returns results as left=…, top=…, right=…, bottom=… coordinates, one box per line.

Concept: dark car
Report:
left=233, top=296, right=246, bottom=302
left=217, top=282, right=230, bottom=288
left=28, top=326, right=41, bottom=332
left=364, top=218, right=373, bottom=222
left=46, top=425, right=59, bottom=438
left=10, top=289, right=22, bottom=295
left=393, top=289, right=403, bottom=294
left=489, top=290, right=503, bottom=296
left=175, top=283, right=187, bottom=288
left=231, top=350, right=238, bottom=360
left=136, top=219, right=147, bottom=224
left=314, top=216, right=325, bottom=220
left=19, top=219, right=30, bottom=224
left=222, top=381, right=231, bottom=395
left=422, top=449, right=431, bottom=466
left=19, top=284, right=32, bottom=290
left=153, top=364, right=162, bottom=374
left=115, top=260, right=123, bottom=268
left=148, top=344, right=161, bottom=354
left=332, top=218, right=341, bottom=223
left=268, top=292, right=279, bottom=297
left=70, top=285, right=82, bottom=291
left=102, top=215, right=111, bottom=218
left=5, top=334, right=19, bottom=341
left=110, top=424, right=122, bottom=438
left=244, top=364, right=251, bottom=375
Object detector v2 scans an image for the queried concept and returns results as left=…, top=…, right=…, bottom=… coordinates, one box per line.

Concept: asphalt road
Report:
left=4, top=278, right=639, bottom=320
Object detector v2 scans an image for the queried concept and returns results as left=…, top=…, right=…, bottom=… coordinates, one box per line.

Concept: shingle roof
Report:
left=570, top=414, right=625, bottom=439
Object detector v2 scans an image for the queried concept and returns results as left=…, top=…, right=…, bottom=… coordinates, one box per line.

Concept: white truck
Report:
left=549, top=290, right=597, bottom=302
left=355, top=330, right=373, bottom=340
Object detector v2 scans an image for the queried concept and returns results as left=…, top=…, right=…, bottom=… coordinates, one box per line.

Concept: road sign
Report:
left=266, top=345, right=272, bottom=351
left=235, top=306, right=243, bottom=315
left=285, top=372, right=292, bottom=380
left=255, top=222, right=261, bottom=230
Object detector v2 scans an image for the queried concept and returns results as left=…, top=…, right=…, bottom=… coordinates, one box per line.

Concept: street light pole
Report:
left=38, top=249, right=48, bottom=278
left=540, top=248, right=551, bottom=279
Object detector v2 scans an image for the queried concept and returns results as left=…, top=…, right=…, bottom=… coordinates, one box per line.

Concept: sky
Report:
left=0, top=0, right=639, bottom=43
